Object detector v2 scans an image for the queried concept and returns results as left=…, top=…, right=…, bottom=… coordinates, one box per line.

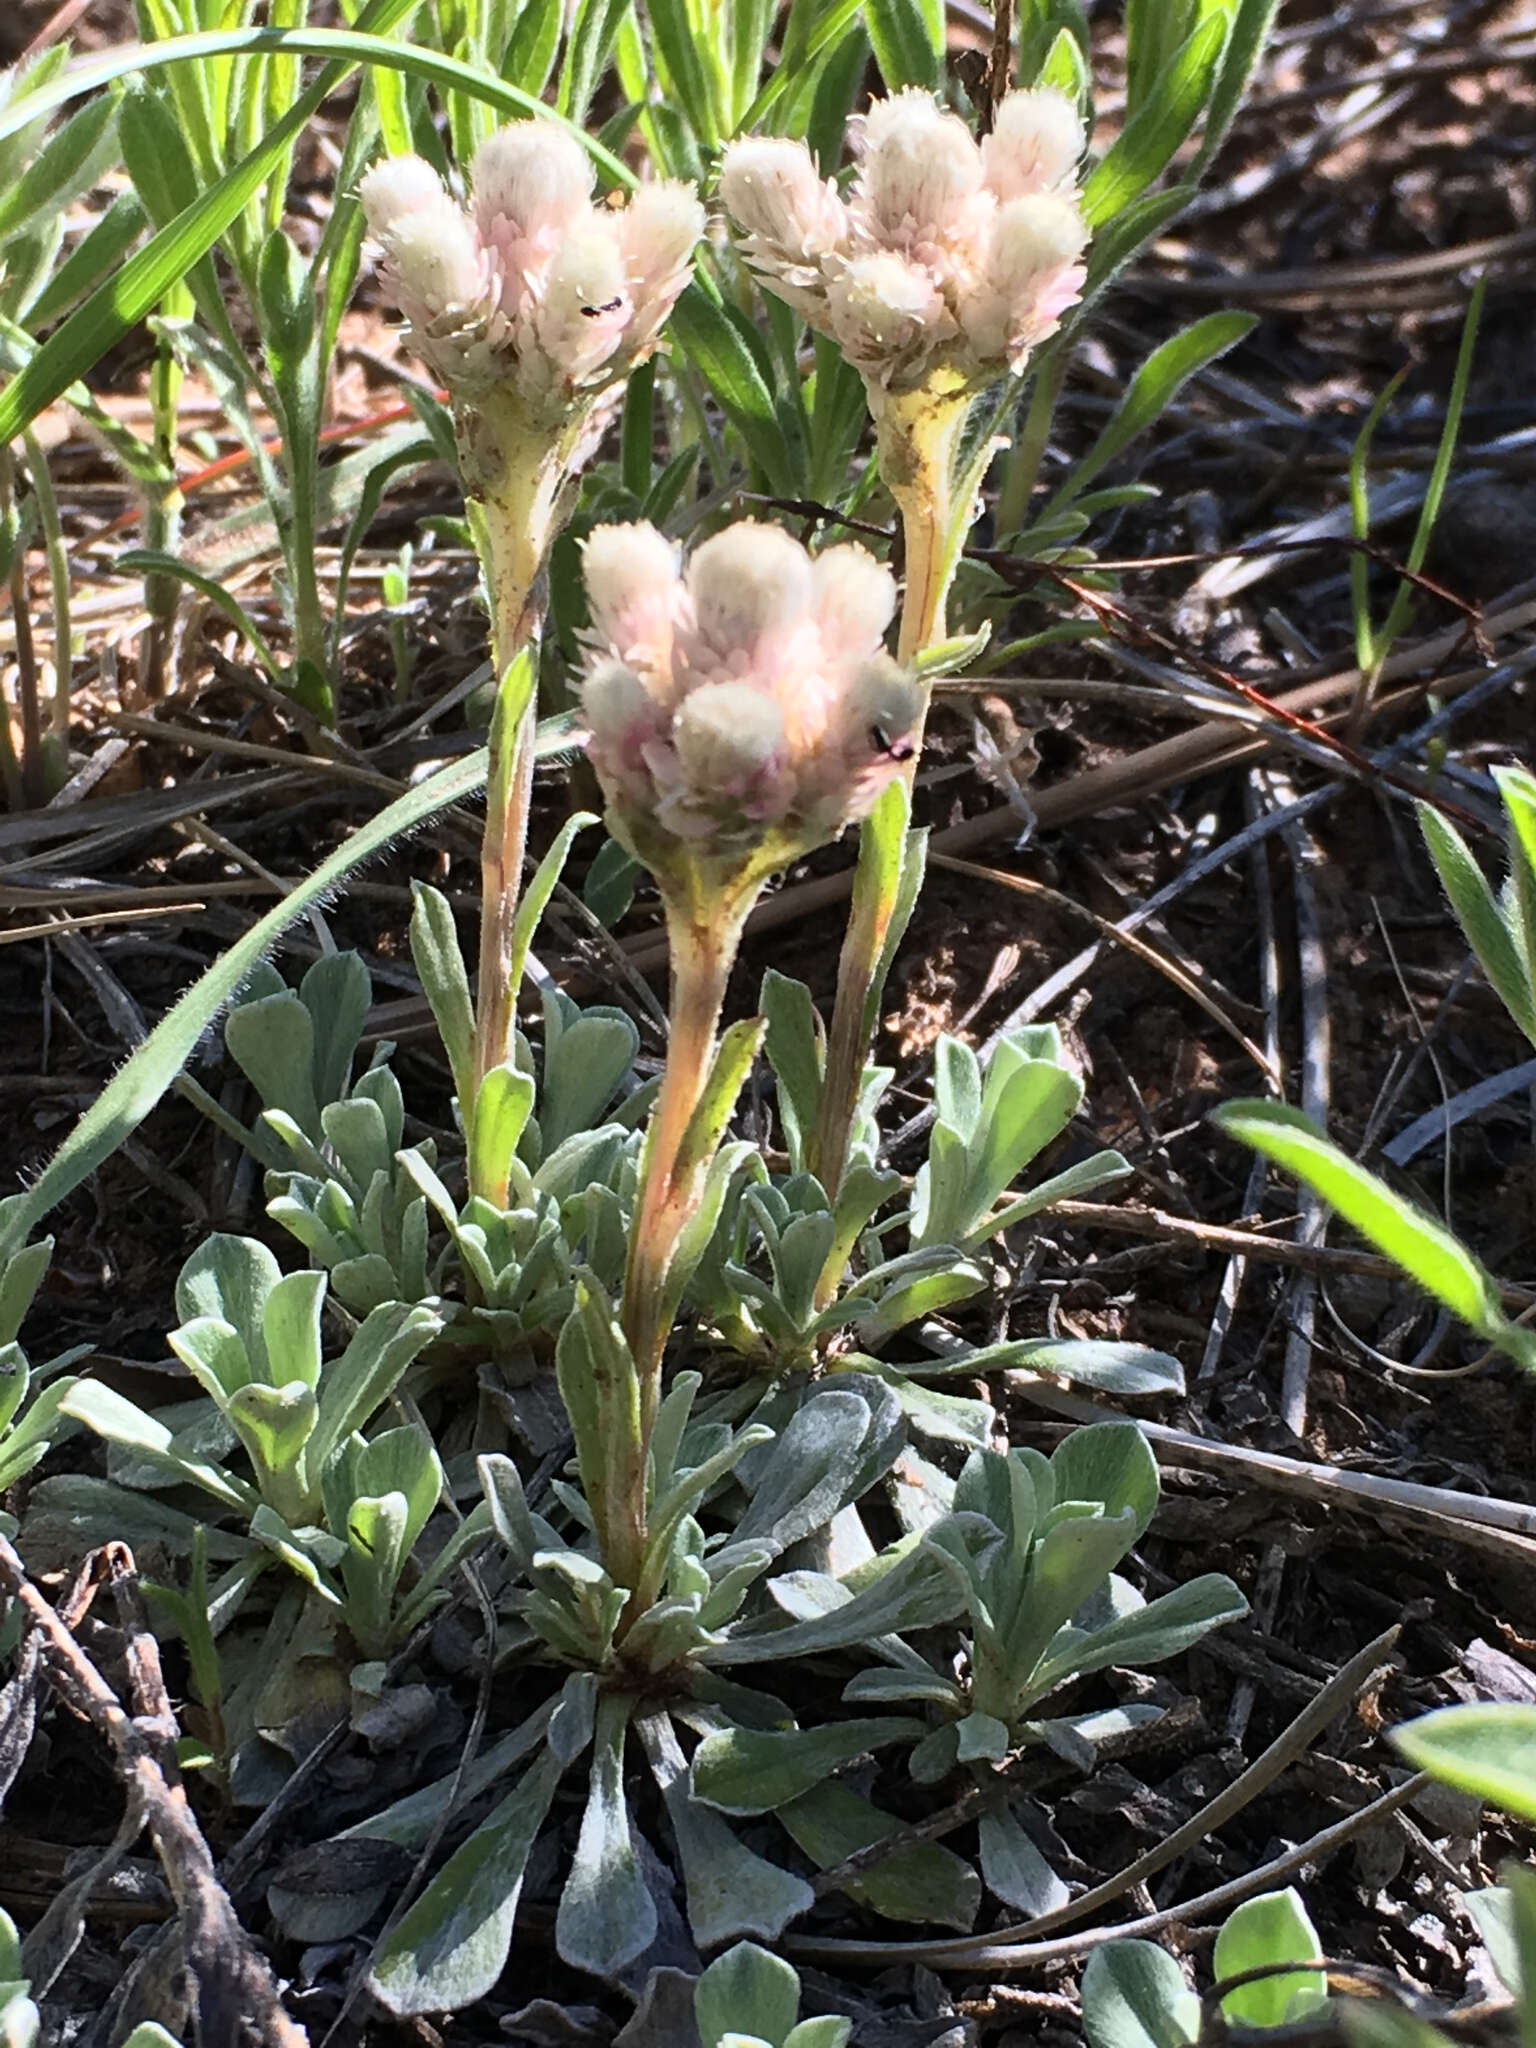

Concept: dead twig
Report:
left=0, top=1535, right=304, bottom=2048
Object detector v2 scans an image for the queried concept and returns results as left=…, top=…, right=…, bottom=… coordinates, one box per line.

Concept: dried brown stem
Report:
left=0, top=1535, right=305, bottom=2048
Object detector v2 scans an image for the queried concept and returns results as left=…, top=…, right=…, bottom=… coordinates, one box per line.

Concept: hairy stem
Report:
left=462, top=398, right=583, bottom=1165
left=808, top=383, right=970, bottom=1204
left=622, top=881, right=747, bottom=1416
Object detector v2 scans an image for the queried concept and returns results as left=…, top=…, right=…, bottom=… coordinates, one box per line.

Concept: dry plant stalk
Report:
left=0, top=1535, right=305, bottom=2048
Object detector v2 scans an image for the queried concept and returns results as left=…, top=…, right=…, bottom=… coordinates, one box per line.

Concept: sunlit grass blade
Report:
left=0, top=717, right=566, bottom=1252
left=1211, top=1099, right=1536, bottom=1374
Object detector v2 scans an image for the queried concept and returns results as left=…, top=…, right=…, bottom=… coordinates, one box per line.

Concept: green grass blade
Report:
left=0, top=731, right=584, bottom=1250
left=1418, top=800, right=1536, bottom=1048
left=0, top=25, right=624, bottom=177
left=1211, top=1099, right=1536, bottom=1372
left=1347, top=364, right=1410, bottom=671
left=1041, top=310, right=1255, bottom=519
left=865, top=0, right=944, bottom=90
left=1081, top=11, right=1228, bottom=230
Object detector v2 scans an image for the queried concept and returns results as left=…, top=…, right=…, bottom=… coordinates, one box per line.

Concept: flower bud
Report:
left=810, top=544, right=898, bottom=662
left=532, top=218, right=632, bottom=384
left=621, top=180, right=707, bottom=318
left=582, top=522, right=683, bottom=674
left=826, top=251, right=951, bottom=382
left=980, top=88, right=1086, bottom=202
left=963, top=192, right=1090, bottom=368
left=471, top=120, right=593, bottom=250
left=673, top=682, right=787, bottom=798
left=364, top=123, right=702, bottom=415
left=854, top=88, right=986, bottom=263
left=721, top=88, right=1092, bottom=392
left=358, top=154, right=454, bottom=233
left=719, top=136, right=847, bottom=262
left=685, top=522, right=815, bottom=671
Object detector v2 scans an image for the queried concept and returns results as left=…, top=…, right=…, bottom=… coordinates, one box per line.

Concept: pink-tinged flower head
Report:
left=827, top=251, right=953, bottom=385
left=980, top=88, right=1086, bottom=201
left=720, top=84, right=1090, bottom=392
left=582, top=522, right=684, bottom=680
left=359, top=158, right=495, bottom=376
left=961, top=192, right=1091, bottom=371
left=580, top=521, right=919, bottom=866
left=360, top=128, right=703, bottom=418
left=853, top=89, right=989, bottom=274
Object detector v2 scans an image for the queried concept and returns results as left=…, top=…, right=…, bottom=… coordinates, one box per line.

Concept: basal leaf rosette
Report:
left=360, top=124, right=702, bottom=427
left=578, top=519, right=922, bottom=905
left=720, top=87, right=1088, bottom=397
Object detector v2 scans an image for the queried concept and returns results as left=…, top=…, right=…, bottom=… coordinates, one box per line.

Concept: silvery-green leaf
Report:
left=1464, top=1887, right=1521, bottom=1997
left=226, top=1380, right=317, bottom=1485
left=369, top=1745, right=565, bottom=2015
left=777, top=1783, right=979, bottom=1931
left=1213, top=1888, right=1326, bottom=2027
left=225, top=995, right=321, bottom=1141
left=299, top=953, right=372, bottom=1113
left=956, top=1712, right=1009, bottom=1764
left=167, top=1316, right=250, bottom=1405
left=786, top=2022, right=852, bottom=2048
left=22, top=1475, right=254, bottom=1565
left=409, top=882, right=476, bottom=1111
left=691, top=1718, right=926, bottom=1816
left=716, top=1522, right=985, bottom=1666
left=1031, top=1574, right=1247, bottom=1699
left=978, top=1149, right=1132, bottom=1234
left=694, top=1939, right=801, bottom=2048
left=1081, top=1941, right=1200, bottom=2048
left=960, top=1338, right=1185, bottom=1397
left=907, top=1721, right=959, bottom=1785
left=730, top=1391, right=875, bottom=1553
left=306, top=1301, right=440, bottom=1475
left=842, top=1668, right=960, bottom=1709
left=761, top=969, right=823, bottom=1175
left=1049, top=1422, right=1161, bottom=1541
left=880, top=1373, right=993, bottom=1449
left=259, top=1269, right=326, bottom=1392
left=556, top=1693, right=655, bottom=1978
left=548, top=1672, right=598, bottom=1765
left=322, top=1096, right=393, bottom=1193
left=640, top=1715, right=813, bottom=1950
left=477, top=1452, right=539, bottom=1566
left=175, top=1233, right=280, bottom=1366
left=540, top=1005, right=639, bottom=1152
left=58, top=1382, right=252, bottom=1512
left=978, top=1803, right=1069, bottom=1915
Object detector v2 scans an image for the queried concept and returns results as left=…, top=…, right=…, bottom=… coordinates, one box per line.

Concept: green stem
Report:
left=621, top=878, right=747, bottom=1419
left=462, top=396, right=583, bottom=1146
left=807, top=381, right=970, bottom=1206
left=994, top=352, right=1064, bottom=541
left=22, top=431, right=70, bottom=741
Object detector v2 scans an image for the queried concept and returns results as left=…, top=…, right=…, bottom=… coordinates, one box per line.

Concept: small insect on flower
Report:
left=579, top=521, right=920, bottom=874
left=720, top=85, right=1090, bottom=390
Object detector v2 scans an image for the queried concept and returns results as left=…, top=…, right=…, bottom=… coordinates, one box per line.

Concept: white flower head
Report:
left=361, top=129, right=702, bottom=416
left=826, top=250, right=952, bottom=384
left=963, top=191, right=1091, bottom=369
left=582, top=522, right=684, bottom=679
left=720, top=84, right=1091, bottom=391
left=580, top=520, right=915, bottom=865
left=981, top=88, right=1086, bottom=202
left=852, top=88, right=988, bottom=272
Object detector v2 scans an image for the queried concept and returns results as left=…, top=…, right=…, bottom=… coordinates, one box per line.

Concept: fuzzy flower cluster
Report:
left=359, top=125, right=703, bottom=418
left=579, top=521, right=922, bottom=861
left=720, top=87, right=1089, bottom=389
